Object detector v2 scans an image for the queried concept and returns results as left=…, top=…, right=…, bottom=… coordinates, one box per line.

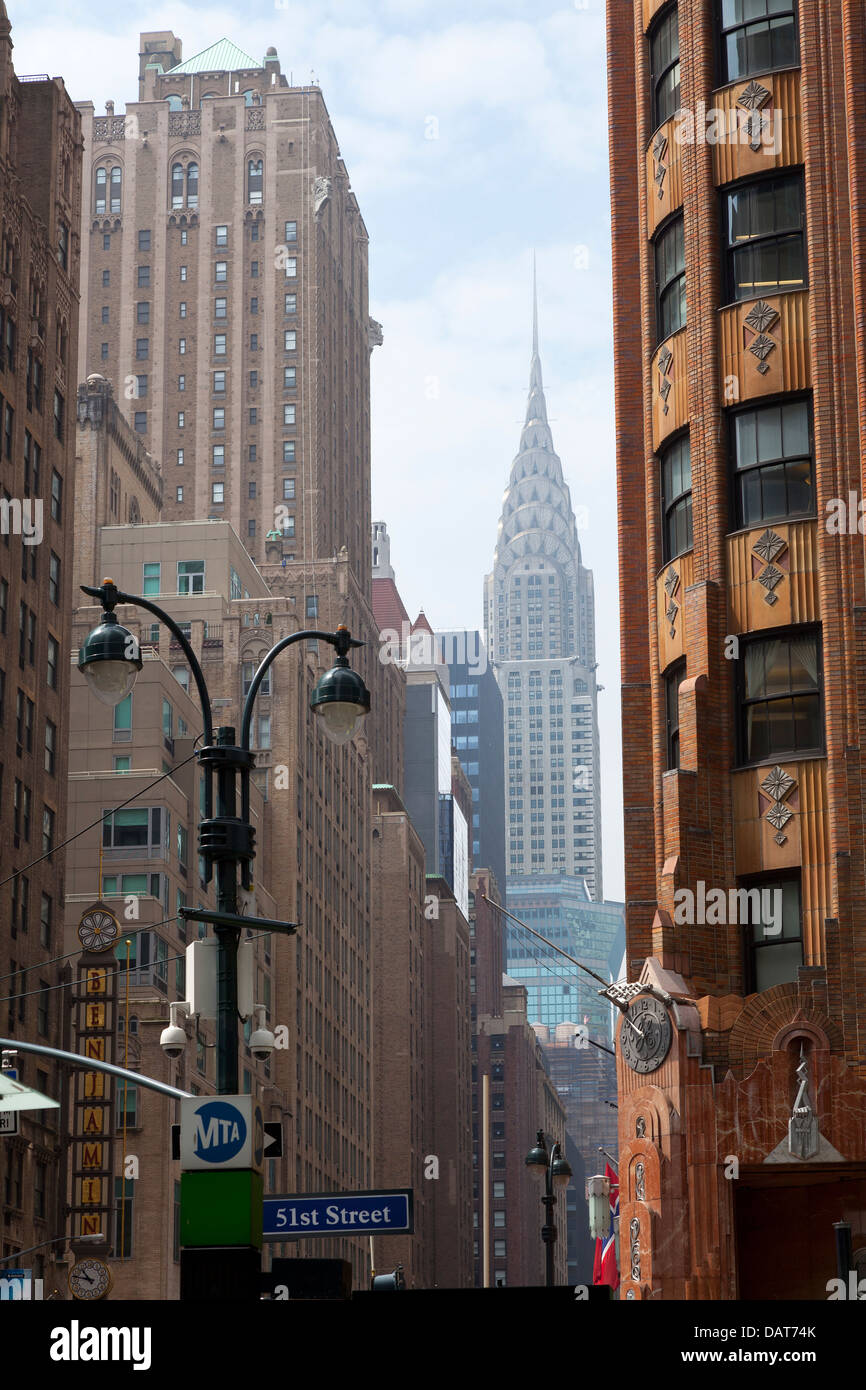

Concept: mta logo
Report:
left=192, top=1101, right=247, bottom=1162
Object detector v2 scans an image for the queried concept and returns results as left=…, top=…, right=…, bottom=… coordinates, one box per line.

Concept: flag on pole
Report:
left=606, top=1162, right=619, bottom=1218
left=592, top=1162, right=620, bottom=1289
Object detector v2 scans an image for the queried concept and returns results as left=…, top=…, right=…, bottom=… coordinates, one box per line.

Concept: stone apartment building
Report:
left=0, top=2, right=82, bottom=1290
left=610, top=0, right=866, bottom=1297
left=76, top=31, right=376, bottom=580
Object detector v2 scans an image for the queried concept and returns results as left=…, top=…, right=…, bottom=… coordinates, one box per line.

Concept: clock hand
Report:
left=622, top=1015, right=645, bottom=1040
left=79, top=1269, right=95, bottom=1284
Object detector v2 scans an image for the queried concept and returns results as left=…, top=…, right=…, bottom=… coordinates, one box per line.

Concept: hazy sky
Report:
left=14, top=0, right=624, bottom=898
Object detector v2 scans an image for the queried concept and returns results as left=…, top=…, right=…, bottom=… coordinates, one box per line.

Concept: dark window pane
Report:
left=755, top=940, right=803, bottom=991
left=759, top=461, right=786, bottom=519
left=767, top=697, right=796, bottom=754
left=740, top=470, right=762, bottom=526
left=756, top=405, right=782, bottom=461
left=785, top=456, right=812, bottom=514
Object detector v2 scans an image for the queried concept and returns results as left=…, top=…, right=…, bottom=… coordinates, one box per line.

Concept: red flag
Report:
left=599, top=1233, right=619, bottom=1290
left=606, top=1162, right=619, bottom=1217
left=592, top=1236, right=603, bottom=1284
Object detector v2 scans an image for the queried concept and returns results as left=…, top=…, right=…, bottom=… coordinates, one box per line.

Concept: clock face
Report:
left=77, top=904, right=120, bottom=953
left=68, top=1257, right=112, bottom=1301
left=619, top=996, right=672, bottom=1074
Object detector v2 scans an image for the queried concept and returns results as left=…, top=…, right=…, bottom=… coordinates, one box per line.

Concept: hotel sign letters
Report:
left=70, top=907, right=119, bottom=1241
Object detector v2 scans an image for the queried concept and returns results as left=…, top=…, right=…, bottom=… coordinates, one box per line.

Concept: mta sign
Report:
left=263, top=1189, right=413, bottom=1240
left=180, top=1096, right=263, bottom=1172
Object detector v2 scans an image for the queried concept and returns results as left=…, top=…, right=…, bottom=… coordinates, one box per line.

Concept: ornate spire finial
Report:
left=532, top=249, right=538, bottom=359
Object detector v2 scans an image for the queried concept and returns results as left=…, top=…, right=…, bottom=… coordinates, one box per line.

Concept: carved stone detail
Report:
left=752, top=527, right=787, bottom=607
left=246, top=108, right=265, bottom=131
left=635, top=1161, right=646, bottom=1202
left=657, top=344, right=673, bottom=416
left=635, top=1116, right=646, bottom=1139
left=169, top=112, right=201, bottom=138
left=664, top=565, right=679, bottom=638
left=92, top=116, right=128, bottom=143
left=760, top=763, right=797, bottom=847
left=313, top=176, right=332, bottom=217
left=788, top=1045, right=819, bottom=1159
left=737, top=80, right=773, bottom=152
left=743, top=299, right=780, bottom=376
left=630, top=1217, right=641, bottom=1282
left=652, top=130, right=668, bottom=199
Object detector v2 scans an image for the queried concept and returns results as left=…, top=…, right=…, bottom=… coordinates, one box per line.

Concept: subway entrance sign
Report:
left=263, top=1189, right=413, bottom=1240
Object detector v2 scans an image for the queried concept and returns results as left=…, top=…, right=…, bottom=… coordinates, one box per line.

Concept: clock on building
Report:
left=68, top=1257, right=113, bottom=1301
left=77, top=903, right=120, bottom=953
left=619, top=995, right=672, bottom=1074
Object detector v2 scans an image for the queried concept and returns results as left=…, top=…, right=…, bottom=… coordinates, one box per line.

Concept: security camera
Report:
left=160, top=1001, right=191, bottom=1059
left=249, top=1004, right=275, bottom=1061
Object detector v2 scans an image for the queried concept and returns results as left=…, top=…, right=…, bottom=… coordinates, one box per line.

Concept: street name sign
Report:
left=180, top=1095, right=263, bottom=1171
left=263, top=1188, right=413, bottom=1240
left=0, top=1067, right=18, bottom=1137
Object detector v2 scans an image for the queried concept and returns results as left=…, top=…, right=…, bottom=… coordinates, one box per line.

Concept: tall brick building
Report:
left=76, top=32, right=376, bottom=578
left=609, top=0, right=866, bottom=1298
left=0, top=3, right=82, bottom=1287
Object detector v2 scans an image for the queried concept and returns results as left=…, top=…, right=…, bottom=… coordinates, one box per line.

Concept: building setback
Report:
left=610, top=0, right=866, bottom=1297
left=0, top=2, right=82, bottom=1291
left=439, top=628, right=506, bottom=896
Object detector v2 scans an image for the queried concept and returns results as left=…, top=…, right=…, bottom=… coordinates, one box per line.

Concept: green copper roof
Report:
left=167, top=38, right=259, bottom=76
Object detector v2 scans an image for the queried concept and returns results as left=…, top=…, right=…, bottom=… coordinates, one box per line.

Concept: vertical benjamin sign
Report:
left=71, top=904, right=120, bottom=1239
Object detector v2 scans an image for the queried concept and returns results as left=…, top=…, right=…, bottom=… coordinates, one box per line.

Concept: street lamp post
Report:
left=525, top=1128, right=572, bottom=1288
left=78, top=577, right=371, bottom=1094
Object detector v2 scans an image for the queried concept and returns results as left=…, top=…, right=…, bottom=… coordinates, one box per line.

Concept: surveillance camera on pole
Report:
left=160, top=1001, right=192, bottom=1059
left=249, top=1004, right=275, bottom=1062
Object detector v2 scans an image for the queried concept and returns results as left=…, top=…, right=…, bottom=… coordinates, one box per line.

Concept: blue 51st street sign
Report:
left=263, top=1189, right=413, bottom=1240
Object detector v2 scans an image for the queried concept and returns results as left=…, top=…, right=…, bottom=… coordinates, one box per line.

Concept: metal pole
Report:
left=120, top=938, right=131, bottom=1262
left=214, top=727, right=240, bottom=1095
left=0, top=1036, right=191, bottom=1098
left=482, top=1072, right=491, bottom=1288
left=833, top=1220, right=853, bottom=1288
left=544, top=1183, right=556, bottom=1288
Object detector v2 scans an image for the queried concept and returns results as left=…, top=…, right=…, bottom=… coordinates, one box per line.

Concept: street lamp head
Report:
left=310, top=653, right=371, bottom=746
left=525, top=1129, right=548, bottom=1183
left=78, top=601, right=142, bottom=707
left=552, top=1151, right=573, bottom=1190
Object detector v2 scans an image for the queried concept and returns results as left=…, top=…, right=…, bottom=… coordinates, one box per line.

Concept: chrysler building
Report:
left=484, top=272, right=602, bottom=898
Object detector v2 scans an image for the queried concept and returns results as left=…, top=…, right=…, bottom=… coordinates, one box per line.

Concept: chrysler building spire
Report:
left=483, top=264, right=603, bottom=897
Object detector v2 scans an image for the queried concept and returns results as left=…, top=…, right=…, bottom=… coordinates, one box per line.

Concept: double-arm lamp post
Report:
left=77, top=577, right=371, bottom=1094
left=525, top=1129, right=573, bottom=1288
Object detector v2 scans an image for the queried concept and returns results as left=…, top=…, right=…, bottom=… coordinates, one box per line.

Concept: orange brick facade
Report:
left=609, top=0, right=866, bottom=1298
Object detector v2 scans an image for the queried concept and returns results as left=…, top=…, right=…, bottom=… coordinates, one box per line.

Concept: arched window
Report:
left=247, top=158, right=263, bottom=206
left=166, top=95, right=183, bottom=112
left=186, top=162, right=198, bottom=209
left=171, top=163, right=184, bottom=209
left=95, top=166, right=107, bottom=214
left=109, top=166, right=122, bottom=213
left=201, top=92, right=218, bottom=99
